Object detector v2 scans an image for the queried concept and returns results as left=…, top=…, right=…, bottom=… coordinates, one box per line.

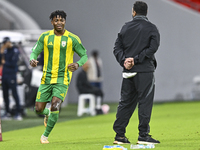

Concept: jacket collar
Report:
left=133, top=15, right=149, bottom=22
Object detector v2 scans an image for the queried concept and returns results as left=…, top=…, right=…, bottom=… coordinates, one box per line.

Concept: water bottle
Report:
left=130, top=144, right=155, bottom=149
left=103, top=145, right=127, bottom=150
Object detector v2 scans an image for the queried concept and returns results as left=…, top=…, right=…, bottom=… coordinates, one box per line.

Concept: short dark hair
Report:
left=133, top=1, right=148, bottom=16
left=91, top=50, right=99, bottom=57
left=3, top=37, right=10, bottom=44
left=49, top=10, right=67, bottom=20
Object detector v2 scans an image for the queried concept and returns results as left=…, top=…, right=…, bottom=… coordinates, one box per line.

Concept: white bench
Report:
left=77, top=94, right=96, bottom=116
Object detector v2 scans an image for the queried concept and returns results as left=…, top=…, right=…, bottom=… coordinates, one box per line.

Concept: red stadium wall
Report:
left=172, top=0, right=200, bottom=12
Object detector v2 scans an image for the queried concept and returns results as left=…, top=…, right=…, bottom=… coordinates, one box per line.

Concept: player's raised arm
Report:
left=29, top=34, right=44, bottom=67
left=68, top=35, right=88, bottom=72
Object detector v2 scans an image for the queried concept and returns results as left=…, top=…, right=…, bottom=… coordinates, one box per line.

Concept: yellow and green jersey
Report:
left=30, top=29, right=88, bottom=85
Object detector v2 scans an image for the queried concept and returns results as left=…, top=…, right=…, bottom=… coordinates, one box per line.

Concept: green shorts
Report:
left=36, top=83, right=69, bottom=102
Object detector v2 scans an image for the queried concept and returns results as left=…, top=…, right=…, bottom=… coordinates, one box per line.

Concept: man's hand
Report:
left=0, top=44, right=6, bottom=54
left=68, top=63, right=79, bottom=72
left=124, top=57, right=134, bottom=70
left=1, top=59, right=5, bottom=65
left=30, top=59, right=39, bottom=67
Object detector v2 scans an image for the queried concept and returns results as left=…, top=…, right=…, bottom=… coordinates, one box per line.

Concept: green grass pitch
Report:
left=0, top=101, right=200, bottom=150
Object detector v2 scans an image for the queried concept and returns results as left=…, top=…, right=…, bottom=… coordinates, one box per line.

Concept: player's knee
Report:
left=51, top=101, right=62, bottom=111
left=34, top=106, right=43, bottom=114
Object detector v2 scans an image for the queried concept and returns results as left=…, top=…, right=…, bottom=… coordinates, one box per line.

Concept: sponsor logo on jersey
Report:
left=48, top=42, right=53, bottom=45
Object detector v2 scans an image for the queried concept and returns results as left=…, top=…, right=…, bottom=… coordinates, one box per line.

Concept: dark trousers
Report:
left=2, top=75, right=20, bottom=115
left=90, top=82, right=102, bottom=89
left=113, top=72, right=155, bottom=137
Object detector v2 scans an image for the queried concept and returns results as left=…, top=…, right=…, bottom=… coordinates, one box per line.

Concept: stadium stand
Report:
left=172, top=0, right=200, bottom=12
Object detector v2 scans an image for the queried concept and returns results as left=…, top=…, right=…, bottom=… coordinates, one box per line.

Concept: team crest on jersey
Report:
left=62, top=41, right=66, bottom=47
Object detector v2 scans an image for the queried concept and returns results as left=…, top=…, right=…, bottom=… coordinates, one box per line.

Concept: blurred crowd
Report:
left=0, top=36, right=108, bottom=121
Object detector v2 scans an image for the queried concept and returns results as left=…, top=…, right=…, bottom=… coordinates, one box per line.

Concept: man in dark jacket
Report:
left=0, top=37, right=22, bottom=121
left=113, top=1, right=160, bottom=144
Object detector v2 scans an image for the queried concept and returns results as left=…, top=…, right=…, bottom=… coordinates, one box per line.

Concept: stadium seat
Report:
left=77, top=94, right=96, bottom=116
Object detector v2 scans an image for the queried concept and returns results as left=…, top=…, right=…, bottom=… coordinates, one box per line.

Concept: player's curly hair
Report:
left=49, top=10, right=67, bottom=20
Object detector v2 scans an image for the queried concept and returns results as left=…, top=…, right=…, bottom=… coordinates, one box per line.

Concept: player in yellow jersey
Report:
left=30, top=10, right=88, bottom=144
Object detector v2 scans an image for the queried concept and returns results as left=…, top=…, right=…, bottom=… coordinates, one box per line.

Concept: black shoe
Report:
left=113, top=136, right=131, bottom=144
left=137, top=135, right=160, bottom=144
left=95, top=109, right=103, bottom=115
